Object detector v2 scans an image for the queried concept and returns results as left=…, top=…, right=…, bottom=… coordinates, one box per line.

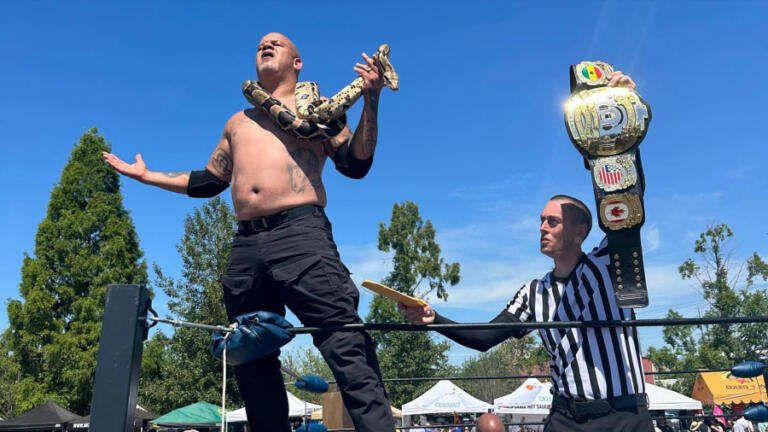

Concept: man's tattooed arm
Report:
left=162, top=171, right=190, bottom=178
left=349, top=89, right=380, bottom=159
left=206, top=148, right=233, bottom=182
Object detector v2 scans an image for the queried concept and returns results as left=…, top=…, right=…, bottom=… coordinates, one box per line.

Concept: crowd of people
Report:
left=653, top=414, right=766, bottom=432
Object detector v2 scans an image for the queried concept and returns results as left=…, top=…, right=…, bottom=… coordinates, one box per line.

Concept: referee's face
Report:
left=539, top=199, right=581, bottom=258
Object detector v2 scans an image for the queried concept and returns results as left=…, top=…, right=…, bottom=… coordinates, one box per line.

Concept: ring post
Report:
left=90, top=284, right=151, bottom=432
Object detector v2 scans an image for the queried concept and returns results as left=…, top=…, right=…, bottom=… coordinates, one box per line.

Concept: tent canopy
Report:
left=151, top=401, right=223, bottom=427
left=494, top=378, right=552, bottom=415
left=0, top=400, right=81, bottom=431
left=692, top=372, right=767, bottom=405
left=402, top=380, right=492, bottom=416
left=646, top=383, right=702, bottom=411
left=227, top=391, right=321, bottom=422
left=70, top=406, right=159, bottom=429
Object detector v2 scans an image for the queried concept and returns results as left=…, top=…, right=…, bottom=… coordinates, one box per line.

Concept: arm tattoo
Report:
left=213, top=149, right=233, bottom=177
left=163, top=171, right=190, bottom=178
left=362, top=90, right=380, bottom=157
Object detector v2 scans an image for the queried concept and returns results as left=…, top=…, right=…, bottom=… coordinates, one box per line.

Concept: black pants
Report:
left=221, top=206, right=394, bottom=432
left=544, top=399, right=654, bottom=432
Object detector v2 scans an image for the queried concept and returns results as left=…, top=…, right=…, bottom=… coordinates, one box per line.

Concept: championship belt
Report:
left=564, top=61, right=652, bottom=308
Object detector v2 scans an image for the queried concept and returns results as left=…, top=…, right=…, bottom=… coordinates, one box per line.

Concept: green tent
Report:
left=151, top=402, right=224, bottom=428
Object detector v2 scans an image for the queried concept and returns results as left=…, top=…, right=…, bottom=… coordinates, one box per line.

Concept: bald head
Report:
left=256, top=32, right=302, bottom=81
left=476, top=413, right=503, bottom=432
left=259, top=32, right=299, bottom=57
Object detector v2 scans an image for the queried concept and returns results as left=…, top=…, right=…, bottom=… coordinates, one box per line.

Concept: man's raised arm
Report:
left=326, top=52, right=385, bottom=179
left=103, top=127, right=232, bottom=197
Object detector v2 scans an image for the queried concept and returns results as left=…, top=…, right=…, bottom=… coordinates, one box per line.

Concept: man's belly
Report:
left=230, top=178, right=327, bottom=220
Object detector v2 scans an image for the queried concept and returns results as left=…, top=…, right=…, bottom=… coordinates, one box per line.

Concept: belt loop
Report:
left=260, top=216, right=268, bottom=230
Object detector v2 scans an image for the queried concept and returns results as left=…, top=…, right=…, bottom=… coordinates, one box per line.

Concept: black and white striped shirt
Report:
left=435, top=238, right=645, bottom=400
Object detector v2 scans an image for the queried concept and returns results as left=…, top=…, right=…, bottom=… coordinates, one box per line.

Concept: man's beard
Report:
left=257, top=62, right=280, bottom=77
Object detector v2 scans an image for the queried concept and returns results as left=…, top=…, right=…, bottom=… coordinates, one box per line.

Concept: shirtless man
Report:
left=104, top=32, right=395, bottom=432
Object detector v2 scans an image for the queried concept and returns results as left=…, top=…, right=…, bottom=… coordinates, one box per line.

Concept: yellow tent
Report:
left=691, top=371, right=767, bottom=405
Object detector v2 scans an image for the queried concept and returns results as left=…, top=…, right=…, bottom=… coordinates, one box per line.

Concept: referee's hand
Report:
left=398, top=302, right=435, bottom=325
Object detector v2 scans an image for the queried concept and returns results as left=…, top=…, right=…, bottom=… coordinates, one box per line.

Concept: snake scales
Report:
left=242, top=44, right=399, bottom=141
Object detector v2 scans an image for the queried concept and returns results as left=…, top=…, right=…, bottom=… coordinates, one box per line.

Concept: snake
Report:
left=242, top=44, right=399, bottom=141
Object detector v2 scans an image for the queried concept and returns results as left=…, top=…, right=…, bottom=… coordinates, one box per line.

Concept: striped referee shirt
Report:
left=434, top=237, right=645, bottom=400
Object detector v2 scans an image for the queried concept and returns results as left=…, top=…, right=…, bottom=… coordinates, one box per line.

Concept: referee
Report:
left=401, top=195, right=653, bottom=432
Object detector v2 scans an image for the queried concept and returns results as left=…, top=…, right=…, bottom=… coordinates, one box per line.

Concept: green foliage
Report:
left=0, top=338, right=21, bottom=419
left=280, top=346, right=333, bottom=404
left=647, top=224, right=768, bottom=395
left=377, top=201, right=460, bottom=300
left=367, top=201, right=460, bottom=407
left=458, top=336, right=549, bottom=403
left=138, top=197, right=241, bottom=413
left=139, top=197, right=242, bottom=412
left=2, top=128, right=148, bottom=416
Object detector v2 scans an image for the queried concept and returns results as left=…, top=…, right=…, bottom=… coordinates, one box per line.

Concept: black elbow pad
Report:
left=334, top=141, right=373, bottom=179
left=187, top=169, right=229, bottom=198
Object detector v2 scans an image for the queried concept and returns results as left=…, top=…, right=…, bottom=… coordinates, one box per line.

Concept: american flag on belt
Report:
left=599, top=163, right=624, bottom=185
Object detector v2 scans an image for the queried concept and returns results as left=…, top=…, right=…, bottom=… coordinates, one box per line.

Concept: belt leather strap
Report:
left=552, top=393, right=648, bottom=417
left=564, top=61, right=652, bottom=308
left=237, top=205, right=324, bottom=234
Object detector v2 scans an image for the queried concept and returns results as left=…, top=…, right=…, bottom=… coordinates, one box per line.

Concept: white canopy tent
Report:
left=493, top=378, right=552, bottom=415
left=227, top=391, right=321, bottom=422
left=401, top=380, right=492, bottom=426
left=646, top=383, right=702, bottom=411
left=493, top=378, right=551, bottom=431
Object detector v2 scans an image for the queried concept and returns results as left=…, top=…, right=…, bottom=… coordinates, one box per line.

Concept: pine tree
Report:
left=3, top=128, right=147, bottom=415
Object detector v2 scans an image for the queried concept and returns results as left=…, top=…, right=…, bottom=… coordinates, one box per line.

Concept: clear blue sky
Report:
left=2, top=2, right=767, bottom=367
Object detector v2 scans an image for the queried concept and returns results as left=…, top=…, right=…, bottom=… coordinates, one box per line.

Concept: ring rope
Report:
left=220, top=323, right=236, bottom=432
left=326, top=414, right=749, bottom=431
left=347, top=368, right=734, bottom=385
left=288, top=315, right=768, bottom=335
left=145, top=315, right=768, bottom=335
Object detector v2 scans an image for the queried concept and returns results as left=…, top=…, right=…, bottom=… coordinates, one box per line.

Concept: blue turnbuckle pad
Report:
left=211, top=311, right=294, bottom=365
left=295, top=424, right=328, bottom=432
left=745, top=404, right=768, bottom=422
left=295, top=375, right=330, bottom=394
left=731, top=361, right=765, bottom=378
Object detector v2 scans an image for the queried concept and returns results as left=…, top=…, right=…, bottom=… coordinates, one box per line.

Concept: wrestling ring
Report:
left=89, top=284, right=768, bottom=431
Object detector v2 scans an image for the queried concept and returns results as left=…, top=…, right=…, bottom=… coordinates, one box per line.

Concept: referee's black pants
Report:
left=545, top=395, right=654, bottom=432
left=221, top=206, right=394, bottom=432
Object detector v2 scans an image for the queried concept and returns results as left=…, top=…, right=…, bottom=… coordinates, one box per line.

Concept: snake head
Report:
left=376, top=44, right=399, bottom=91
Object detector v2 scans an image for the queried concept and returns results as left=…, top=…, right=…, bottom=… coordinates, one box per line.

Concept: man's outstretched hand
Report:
left=103, top=152, right=148, bottom=182
left=398, top=302, right=436, bottom=325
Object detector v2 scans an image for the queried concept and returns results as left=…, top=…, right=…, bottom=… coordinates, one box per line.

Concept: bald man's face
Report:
left=476, top=413, right=503, bottom=432
left=256, top=33, right=301, bottom=78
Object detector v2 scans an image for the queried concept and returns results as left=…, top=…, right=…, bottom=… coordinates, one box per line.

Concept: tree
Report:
left=0, top=338, right=21, bottom=419
left=366, top=201, right=461, bottom=407
left=458, top=336, right=548, bottom=403
left=138, top=196, right=242, bottom=413
left=646, top=224, right=768, bottom=394
left=2, top=128, right=148, bottom=415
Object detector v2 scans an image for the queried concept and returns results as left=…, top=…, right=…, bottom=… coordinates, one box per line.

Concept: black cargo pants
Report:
left=221, top=205, right=394, bottom=432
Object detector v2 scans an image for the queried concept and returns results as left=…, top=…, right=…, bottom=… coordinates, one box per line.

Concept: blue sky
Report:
left=2, top=2, right=767, bottom=368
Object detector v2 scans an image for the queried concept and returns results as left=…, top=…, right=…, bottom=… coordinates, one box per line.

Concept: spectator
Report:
left=477, top=413, right=504, bottom=432
left=733, top=415, right=756, bottom=432
left=688, top=419, right=709, bottom=431
left=707, top=418, right=725, bottom=432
